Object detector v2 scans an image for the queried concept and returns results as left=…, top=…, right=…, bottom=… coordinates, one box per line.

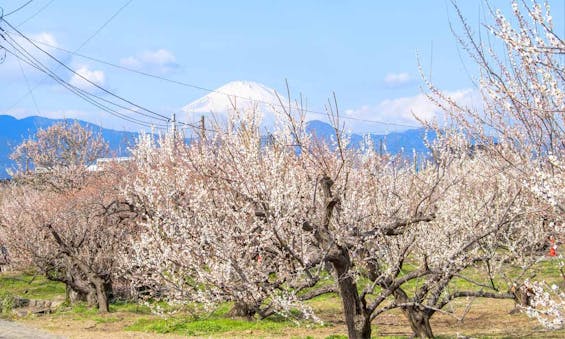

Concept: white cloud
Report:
left=141, top=49, right=176, bottom=65
left=120, top=56, right=141, bottom=69
left=120, top=49, right=179, bottom=74
left=69, top=66, right=105, bottom=90
left=383, top=72, right=412, bottom=86
left=343, top=89, right=479, bottom=134
left=29, top=32, right=58, bottom=49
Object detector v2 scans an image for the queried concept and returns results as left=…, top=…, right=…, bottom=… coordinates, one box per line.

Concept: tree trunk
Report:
left=68, top=256, right=111, bottom=313
left=228, top=301, right=256, bottom=320
left=332, top=251, right=372, bottom=339
left=394, top=289, right=434, bottom=338
left=92, top=279, right=110, bottom=313
left=406, top=309, right=433, bottom=338
left=61, top=272, right=95, bottom=306
left=318, top=176, right=372, bottom=338
left=66, top=285, right=81, bottom=304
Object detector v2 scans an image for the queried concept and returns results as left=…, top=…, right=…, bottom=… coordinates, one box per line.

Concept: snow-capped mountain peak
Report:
left=182, top=80, right=284, bottom=116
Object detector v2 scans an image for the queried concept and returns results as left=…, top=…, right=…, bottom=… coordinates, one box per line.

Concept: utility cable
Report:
left=17, top=0, right=55, bottom=27
left=1, top=0, right=143, bottom=116
left=2, top=29, right=170, bottom=124
left=2, top=37, right=168, bottom=129
left=17, top=58, right=41, bottom=115
left=3, top=0, right=34, bottom=17
left=74, top=0, right=132, bottom=53
left=2, top=20, right=172, bottom=123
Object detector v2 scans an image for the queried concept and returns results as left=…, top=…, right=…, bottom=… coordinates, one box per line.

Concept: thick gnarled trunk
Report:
left=317, top=176, right=372, bottom=339
left=93, top=279, right=109, bottom=313
left=65, top=284, right=96, bottom=305
left=332, top=251, right=371, bottom=339
left=405, top=309, right=433, bottom=338
left=228, top=301, right=257, bottom=320
left=394, top=289, right=434, bottom=338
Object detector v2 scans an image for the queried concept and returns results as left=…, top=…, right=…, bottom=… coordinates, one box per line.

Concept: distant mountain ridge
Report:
left=305, top=120, right=435, bottom=154
left=0, top=115, right=434, bottom=178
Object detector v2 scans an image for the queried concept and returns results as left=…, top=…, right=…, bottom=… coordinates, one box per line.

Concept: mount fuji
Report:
left=180, top=80, right=434, bottom=152
left=181, top=81, right=286, bottom=129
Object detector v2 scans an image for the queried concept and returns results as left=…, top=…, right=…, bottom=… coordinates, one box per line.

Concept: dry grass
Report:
left=5, top=257, right=565, bottom=338
left=10, top=296, right=564, bottom=338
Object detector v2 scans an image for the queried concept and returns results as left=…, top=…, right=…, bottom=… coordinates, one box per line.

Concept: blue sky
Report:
left=1, top=0, right=563, bottom=133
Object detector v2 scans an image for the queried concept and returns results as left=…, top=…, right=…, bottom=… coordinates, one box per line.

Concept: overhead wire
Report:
left=73, top=0, right=132, bottom=53
left=1, top=19, right=173, bottom=126
left=17, top=57, right=41, bottom=115
left=2, top=0, right=145, bottom=116
left=1, top=31, right=169, bottom=130
left=2, top=27, right=419, bottom=150
left=16, top=0, right=55, bottom=27
left=5, top=48, right=168, bottom=130
left=3, top=0, right=34, bottom=17
left=1, top=28, right=167, bottom=122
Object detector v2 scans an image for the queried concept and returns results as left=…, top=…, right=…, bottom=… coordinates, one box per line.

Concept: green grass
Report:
left=530, top=258, right=564, bottom=285
left=209, top=302, right=231, bottom=317
left=68, top=302, right=100, bottom=316
left=0, top=291, right=16, bottom=314
left=126, top=316, right=295, bottom=336
left=390, top=256, right=564, bottom=298
left=92, top=315, right=122, bottom=324
left=2, top=258, right=564, bottom=337
left=110, top=300, right=151, bottom=314
left=0, top=272, right=65, bottom=300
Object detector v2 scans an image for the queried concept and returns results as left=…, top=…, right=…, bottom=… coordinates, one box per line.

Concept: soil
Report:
left=0, top=318, right=66, bottom=339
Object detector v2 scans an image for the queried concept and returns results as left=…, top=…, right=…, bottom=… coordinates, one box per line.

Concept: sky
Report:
left=0, top=0, right=564, bottom=134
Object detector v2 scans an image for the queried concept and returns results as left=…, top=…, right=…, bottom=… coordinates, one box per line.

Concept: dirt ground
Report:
left=373, top=299, right=562, bottom=338
left=0, top=318, right=66, bottom=339
left=14, top=298, right=565, bottom=338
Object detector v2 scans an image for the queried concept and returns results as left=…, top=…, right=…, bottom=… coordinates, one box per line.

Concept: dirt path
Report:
left=0, top=319, right=66, bottom=339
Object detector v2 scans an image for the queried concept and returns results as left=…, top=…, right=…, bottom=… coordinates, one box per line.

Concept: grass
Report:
left=92, top=315, right=122, bottom=324
left=1, top=257, right=565, bottom=338
left=68, top=302, right=100, bottom=315
left=0, top=271, right=65, bottom=300
left=110, top=300, right=152, bottom=314
left=0, top=271, right=66, bottom=316
left=125, top=316, right=295, bottom=336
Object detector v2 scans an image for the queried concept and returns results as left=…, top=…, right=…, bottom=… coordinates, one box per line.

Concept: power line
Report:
left=2, top=0, right=136, bottom=114
left=20, top=38, right=421, bottom=129
left=17, top=0, right=55, bottom=27
left=17, top=58, right=41, bottom=115
left=1, top=0, right=421, bottom=131
left=1, top=27, right=169, bottom=126
left=2, top=26, right=418, bottom=146
left=2, top=19, right=172, bottom=123
left=74, top=0, right=132, bottom=52
left=3, top=0, right=34, bottom=17
left=1, top=18, right=197, bottom=131
left=1, top=29, right=169, bottom=130
left=4, top=47, right=168, bottom=130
